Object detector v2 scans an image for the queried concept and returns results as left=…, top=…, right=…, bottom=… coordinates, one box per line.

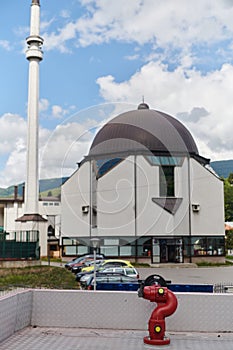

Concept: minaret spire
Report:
left=16, top=0, right=47, bottom=259
left=24, top=0, right=43, bottom=215
left=16, top=0, right=45, bottom=223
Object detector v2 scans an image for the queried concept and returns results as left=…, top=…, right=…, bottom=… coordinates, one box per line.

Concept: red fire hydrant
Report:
left=142, top=285, right=178, bottom=346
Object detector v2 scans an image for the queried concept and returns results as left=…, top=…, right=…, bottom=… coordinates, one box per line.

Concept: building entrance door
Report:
left=152, top=238, right=183, bottom=263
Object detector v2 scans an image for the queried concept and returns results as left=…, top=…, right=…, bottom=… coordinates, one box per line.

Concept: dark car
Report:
left=64, top=254, right=105, bottom=270
left=72, top=259, right=104, bottom=274
left=65, top=256, right=87, bottom=270
left=81, top=272, right=140, bottom=291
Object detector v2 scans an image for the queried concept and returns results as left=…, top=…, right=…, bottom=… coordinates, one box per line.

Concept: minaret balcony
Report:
left=26, top=47, right=43, bottom=61
left=26, top=35, right=44, bottom=46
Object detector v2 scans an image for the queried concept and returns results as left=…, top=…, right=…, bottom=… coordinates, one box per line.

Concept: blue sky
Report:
left=1, top=0, right=233, bottom=187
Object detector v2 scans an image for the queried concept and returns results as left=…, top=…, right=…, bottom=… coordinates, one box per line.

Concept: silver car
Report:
left=80, top=266, right=139, bottom=286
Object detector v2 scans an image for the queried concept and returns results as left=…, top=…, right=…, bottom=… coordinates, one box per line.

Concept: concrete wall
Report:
left=98, top=156, right=135, bottom=236
left=1, top=288, right=233, bottom=343
left=136, top=156, right=190, bottom=236
left=190, top=159, right=225, bottom=236
left=0, top=260, right=41, bottom=268
left=61, top=163, right=90, bottom=237
left=4, top=202, right=23, bottom=232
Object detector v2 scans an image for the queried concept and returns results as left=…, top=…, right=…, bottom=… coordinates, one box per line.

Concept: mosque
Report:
left=0, top=0, right=225, bottom=264
left=61, top=103, right=225, bottom=263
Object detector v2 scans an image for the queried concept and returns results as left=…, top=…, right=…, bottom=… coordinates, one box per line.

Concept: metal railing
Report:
left=214, top=282, right=233, bottom=293
left=0, top=230, right=40, bottom=259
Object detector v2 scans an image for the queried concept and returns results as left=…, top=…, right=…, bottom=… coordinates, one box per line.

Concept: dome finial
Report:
left=138, top=97, right=149, bottom=110
left=32, top=0, right=40, bottom=5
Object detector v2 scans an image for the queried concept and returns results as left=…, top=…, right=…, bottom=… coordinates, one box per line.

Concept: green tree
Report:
left=226, top=230, right=233, bottom=250
left=224, top=179, right=233, bottom=221
left=228, top=172, right=233, bottom=185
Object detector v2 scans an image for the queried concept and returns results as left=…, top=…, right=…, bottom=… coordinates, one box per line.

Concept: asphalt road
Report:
left=137, top=265, right=233, bottom=285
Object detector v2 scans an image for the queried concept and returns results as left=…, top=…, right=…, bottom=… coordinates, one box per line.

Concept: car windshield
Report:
left=125, top=268, right=136, bottom=275
left=101, top=268, right=116, bottom=273
left=92, top=274, right=137, bottom=284
left=88, top=260, right=103, bottom=266
left=113, top=268, right=124, bottom=273
left=72, top=257, right=85, bottom=263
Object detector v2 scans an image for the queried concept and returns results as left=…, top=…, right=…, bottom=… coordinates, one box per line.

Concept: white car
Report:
left=99, top=266, right=139, bottom=279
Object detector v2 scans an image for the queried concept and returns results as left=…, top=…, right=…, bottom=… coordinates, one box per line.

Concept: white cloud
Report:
left=0, top=114, right=27, bottom=187
left=0, top=111, right=90, bottom=187
left=39, top=98, right=50, bottom=112
left=38, top=103, right=132, bottom=180
left=52, top=105, right=67, bottom=119
left=177, top=107, right=209, bottom=123
left=0, top=113, right=51, bottom=187
left=39, top=120, right=96, bottom=179
left=124, top=54, right=139, bottom=61
left=0, top=40, right=11, bottom=51
left=96, top=61, right=233, bottom=161
left=0, top=114, right=27, bottom=156
left=60, top=10, right=71, bottom=19
left=39, top=99, right=73, bottom=121
left=43, top=0, right=233, bottom=56
left=1, top=139, right=27, bottom=187
left=43, top=22, right=77, bottom=53
left=41, top=18, right=55, bottom=32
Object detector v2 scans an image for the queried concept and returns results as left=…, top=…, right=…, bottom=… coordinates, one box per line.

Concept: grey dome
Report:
left=88, top=106, right=199, bottom=158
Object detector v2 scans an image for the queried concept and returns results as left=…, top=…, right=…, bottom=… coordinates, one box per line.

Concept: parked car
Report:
left=72, top=259, right=104, bottom=274
left=81, top=272, right=140, bottom=291
left=77, top=266, right=139, bottom=283
left=65, top=256, right=87, bottom=270
left=81, top=259, right=134, bottom=273
left=64, top=254, right=105, bottom=270
left=99, top=266, right=139, bottom=279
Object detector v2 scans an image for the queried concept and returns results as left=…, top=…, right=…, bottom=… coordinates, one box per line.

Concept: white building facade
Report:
left=61, top=103, right=225, bottom=263
left=0, top=192, right=61, bottom=259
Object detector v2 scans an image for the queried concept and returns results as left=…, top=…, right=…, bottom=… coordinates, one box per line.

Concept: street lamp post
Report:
left=90, top=237, right=100, bottom=291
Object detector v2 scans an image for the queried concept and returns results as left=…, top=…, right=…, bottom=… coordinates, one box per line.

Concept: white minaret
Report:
left=16, top=0, right=47, bottom=258
left=25, top=0, right=43, bottom=216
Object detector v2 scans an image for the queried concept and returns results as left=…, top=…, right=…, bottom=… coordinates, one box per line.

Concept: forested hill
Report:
left=210, top=160, right=233, bottom=178
left=0, top=177, right=68, bottom=198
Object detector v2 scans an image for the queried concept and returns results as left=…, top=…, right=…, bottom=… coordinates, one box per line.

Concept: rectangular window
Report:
left=183, top=236, right=225, bottom=257
left=160, top=166, right=175, bottom=197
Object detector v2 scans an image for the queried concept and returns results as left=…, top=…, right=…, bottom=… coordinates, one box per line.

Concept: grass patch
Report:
left=226, top=255, right=233, bottom=260
left=41, top=257, right=63, bottom=263
left=133, top=262, right=150, bottom=268
left=0, top=266, right=78, bottom=290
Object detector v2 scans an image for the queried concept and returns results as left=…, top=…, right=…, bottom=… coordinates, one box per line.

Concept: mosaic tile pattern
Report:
left=0, top=291, right=32, bottom=343
left=0, top=327, right=233, bottom=350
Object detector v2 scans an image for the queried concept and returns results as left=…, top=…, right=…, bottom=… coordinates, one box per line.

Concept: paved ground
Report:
left=0, top=327, right=233, bottom=350
left=137, top=265, right=233, bottom=284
